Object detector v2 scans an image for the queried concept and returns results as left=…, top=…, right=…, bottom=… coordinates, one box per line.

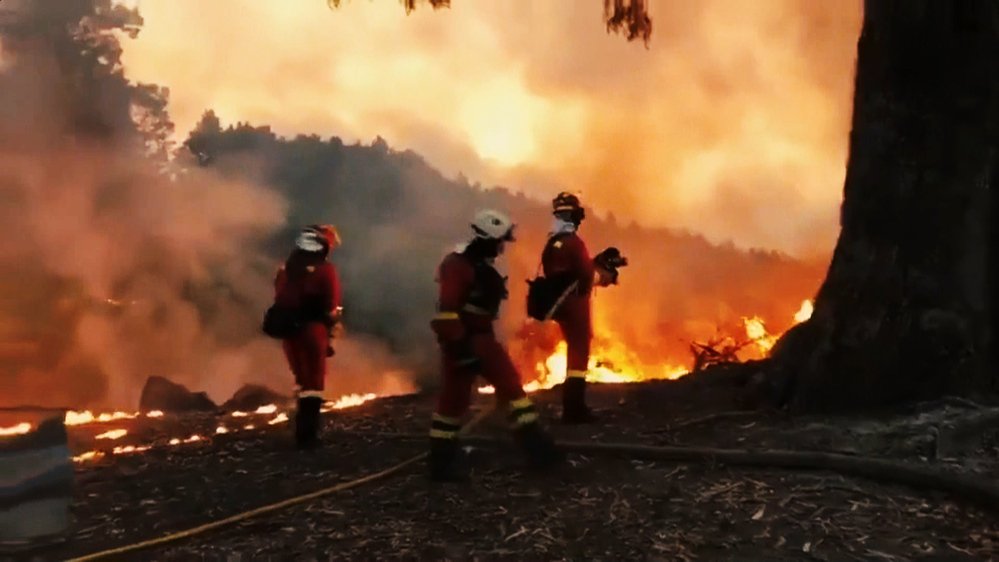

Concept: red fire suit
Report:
left=429, top=252, right=539, bottom=439
left=274, top=262, right=342, bottom=397
left=542, top=232, right=595, bottom=380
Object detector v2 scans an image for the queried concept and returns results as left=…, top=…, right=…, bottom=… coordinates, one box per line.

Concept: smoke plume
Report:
left=119, top=0, right=862, bottom=257
left=0, top=0, right=413, bottom=408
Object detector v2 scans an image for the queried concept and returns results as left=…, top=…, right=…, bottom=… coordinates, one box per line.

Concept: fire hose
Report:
left=67, top=413, right=999, bottom=560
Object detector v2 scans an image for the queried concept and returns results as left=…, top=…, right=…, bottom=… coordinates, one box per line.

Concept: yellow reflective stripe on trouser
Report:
left=509, top=397, right=539, bottom=427
left=509, top=397, right=533, bottom=411
left=434, top=312, right=460, bottom=320
left=430, top=412, right=461, bottom=439
left=513, top=411, right=539, bottom=426
left=566, top=369, right=588, bottom=379
left=432, top=413, right=461, bottom=425
left=429, top=428, right=459, bottom=439
left=298, top=390, right=324, bottom=399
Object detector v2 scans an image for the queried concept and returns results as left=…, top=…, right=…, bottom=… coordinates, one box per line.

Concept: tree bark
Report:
left=766, top=0, right=997, bottom=412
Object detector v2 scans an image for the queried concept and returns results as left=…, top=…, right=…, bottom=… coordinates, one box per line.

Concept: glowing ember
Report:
left=168, top=438, right=180, bottom=445
left=112, top=445, right=150, bottom=455
left=322, top=393, right=377, bottom=412
left=146, top=410, right=164, bottom=418
left=254, top=404, right=278, bottom=415
left=794, top=299, right=814, bottom=323
left=267, top=413, right=289, bottom=425
left=73, top=451, right=103, bottom=463
left=243, top=424, right=255, bottom=430
left=184, top=435, right=202, bottom=443
left=231, top=411, right=248, bottom=417
left=215, top=426, right=229, bottom=434
left=0, top=422, right=32, bottom=436
left=95, top=429, right=128, bottom=440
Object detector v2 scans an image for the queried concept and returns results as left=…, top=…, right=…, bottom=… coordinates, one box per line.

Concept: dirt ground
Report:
left=15, top=382, right=999, bottom=562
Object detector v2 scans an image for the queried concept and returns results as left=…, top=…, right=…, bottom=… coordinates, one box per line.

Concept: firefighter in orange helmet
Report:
left=429, top=210, right=562, bottom=481
left=540, top=192, right=613, bottom=423
left=271, top=224, right=343, bottom=449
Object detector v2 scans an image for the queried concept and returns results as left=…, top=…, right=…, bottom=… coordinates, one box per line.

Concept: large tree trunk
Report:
left=765, top=0, right=996, bottom=412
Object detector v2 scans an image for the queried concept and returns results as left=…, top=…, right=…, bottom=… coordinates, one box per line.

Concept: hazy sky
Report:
left=120, top=0, right=862, bottom=257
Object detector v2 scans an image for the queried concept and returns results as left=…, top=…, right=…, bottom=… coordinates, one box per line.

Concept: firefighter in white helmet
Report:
left=427, top=209, right=562, bottom=481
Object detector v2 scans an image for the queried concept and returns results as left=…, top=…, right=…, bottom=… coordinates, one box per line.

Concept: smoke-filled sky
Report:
left=120, top=0, right=863, bottom=258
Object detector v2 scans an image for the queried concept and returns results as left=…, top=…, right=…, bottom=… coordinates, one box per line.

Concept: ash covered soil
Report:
left=34, top=381, right=999, bottom=561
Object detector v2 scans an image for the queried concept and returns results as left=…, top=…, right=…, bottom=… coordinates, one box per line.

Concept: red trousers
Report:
left=555, top=295, right=592, bottom=377
left=435, top=334, right=527, bottom=419
left=282, top=323, right=328, bottom=395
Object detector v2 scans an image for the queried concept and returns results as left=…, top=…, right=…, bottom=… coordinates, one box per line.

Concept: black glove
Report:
left=593, top=247, right=628, bottom=285
left=445, top=339, right=481, bottom=372
left=594, top=247, right=628, bottom=270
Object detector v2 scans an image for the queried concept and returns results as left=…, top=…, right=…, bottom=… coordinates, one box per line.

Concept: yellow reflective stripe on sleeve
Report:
left=434, top=312, right=460, bottom=320
left=461, top=304, right=490, bottom=315
left=429, top=428, right=459, bottom=439
left=566, top=369, right=588, bottom=379
left=298, top=390, right=325, bottom=398
left=510, top=397, right=533, bottom=411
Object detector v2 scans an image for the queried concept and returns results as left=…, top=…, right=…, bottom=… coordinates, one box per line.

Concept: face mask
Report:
left=551, top=217, right=577, bottom=235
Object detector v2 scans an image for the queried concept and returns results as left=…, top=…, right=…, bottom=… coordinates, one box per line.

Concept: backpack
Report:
left=261, top=304, right=305, bottom=339
left=526, top=273, right=578, bottom=321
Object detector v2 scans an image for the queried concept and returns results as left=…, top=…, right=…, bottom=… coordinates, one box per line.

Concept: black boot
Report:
left=295, top=397, right=323, bottom=450
left=514, top=423, right=564, bottom=470
left=561, top=378, right=598, bottom=424
left=428, top=438, right=469, bottom=482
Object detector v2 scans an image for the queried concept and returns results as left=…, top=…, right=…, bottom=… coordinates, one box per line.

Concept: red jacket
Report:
left=431, top=252, right=506, bottom=342
left=541, top=232, right=595, bottom=296
left=274, top=261, right=341, bottom=325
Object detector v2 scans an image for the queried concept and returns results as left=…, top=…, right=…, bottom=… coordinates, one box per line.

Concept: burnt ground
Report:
left=14, top=381, right=999, bottom=562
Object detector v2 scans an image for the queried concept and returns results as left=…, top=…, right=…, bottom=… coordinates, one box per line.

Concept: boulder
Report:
left=138, top=376, right=216, bottom=412
left=221, top=384, right=288, bottom=412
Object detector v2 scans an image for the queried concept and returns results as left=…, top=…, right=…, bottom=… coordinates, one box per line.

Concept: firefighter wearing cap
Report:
left=273, top=224, right=343, bottom=448
left=542, top=192, right=600, bottom=423
left=428, top=209, right=562, bottom=481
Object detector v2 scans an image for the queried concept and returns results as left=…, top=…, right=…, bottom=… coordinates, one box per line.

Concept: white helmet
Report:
left=471, top=209, right=515, bottom=241
left=295, top=224, right=341, bottom=252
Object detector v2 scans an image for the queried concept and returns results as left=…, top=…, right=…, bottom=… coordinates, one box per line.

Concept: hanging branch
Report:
left=603, top=0, right=653, bottom=45
left=327, top=0, right=451, bottom=13
left=327, top=0, right=653, bottom=43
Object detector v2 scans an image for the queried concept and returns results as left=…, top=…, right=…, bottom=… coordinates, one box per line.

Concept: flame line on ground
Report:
left=70, top=394, right=381, bottom=463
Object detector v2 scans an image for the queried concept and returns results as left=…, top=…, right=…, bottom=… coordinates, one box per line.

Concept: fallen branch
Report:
left=339, top=431, right=999, bottom=513
left=667, top=410, right=763, bottom=431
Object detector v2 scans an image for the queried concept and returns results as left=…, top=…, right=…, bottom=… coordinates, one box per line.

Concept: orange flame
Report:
left=94, top=429, right=128, bottom=440
left=322, top=393, right=377, bottom=411
left=0, top=422, right=32, bottom=436
left=65, top=410, right=138, bottom=426
left=65, top=392, right=384, bottom=463
left=481, top=298, right=815, bottom=395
